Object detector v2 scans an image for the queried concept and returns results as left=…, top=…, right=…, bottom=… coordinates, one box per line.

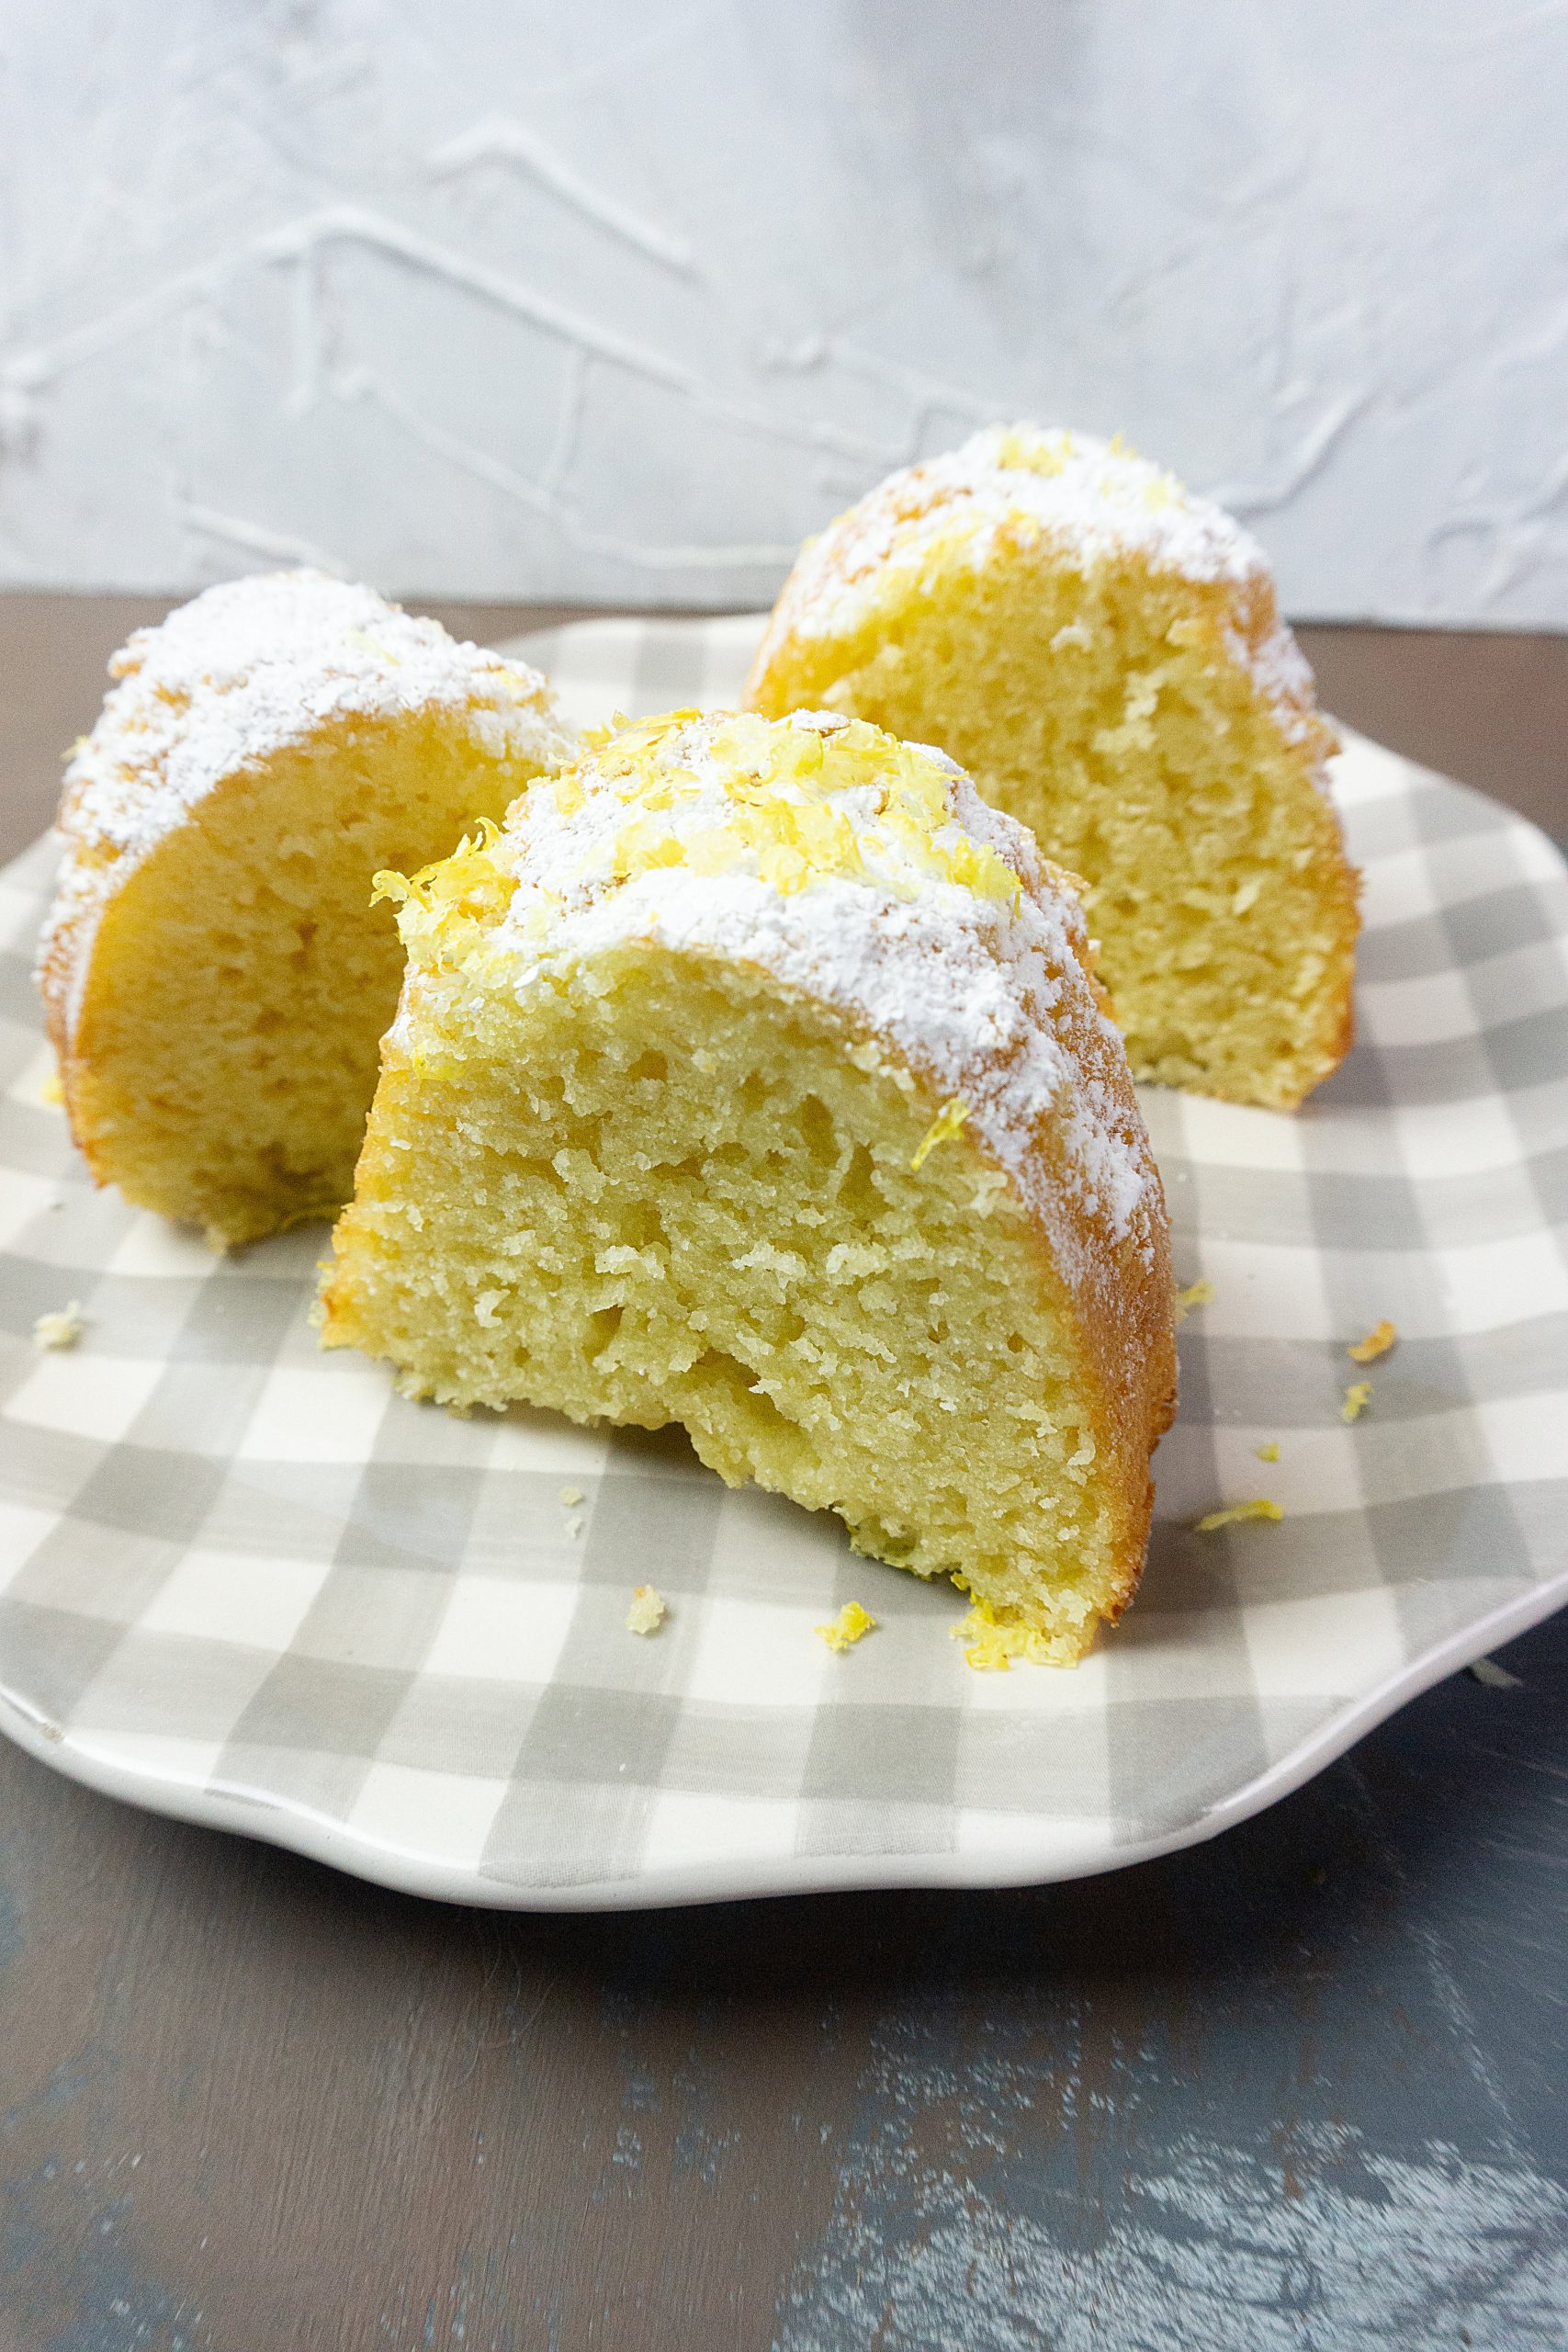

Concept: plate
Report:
left=0, top=613, right=1564, bottom=1909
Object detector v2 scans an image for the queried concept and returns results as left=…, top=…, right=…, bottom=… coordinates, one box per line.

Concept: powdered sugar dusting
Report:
left=58, top=570, right=571, bottom=865
left=38, top=570, right=575, bottom=1044
left=752, top=424, right=1327, bottom=752
left=481, top=709, right=1163, bottom=1274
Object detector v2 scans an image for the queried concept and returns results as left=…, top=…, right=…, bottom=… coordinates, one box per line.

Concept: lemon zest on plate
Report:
left=1194, top=1497, right=1282, bottom=1533
left=816, top=1600, right=877, bottom=1652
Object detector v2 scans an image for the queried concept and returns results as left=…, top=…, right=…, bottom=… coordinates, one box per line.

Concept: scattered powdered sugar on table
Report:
left=779, top=2119, right=1568, bottom=2352
left=486, top=709, right=1162, bottom=1274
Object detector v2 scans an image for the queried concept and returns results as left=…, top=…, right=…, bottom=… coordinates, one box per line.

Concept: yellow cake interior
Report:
left=66, top=710, right=551, bottom=1247
left=323, top=926, right=1141, bottom=1667
left=748, top=547, right=1358, bottom=1109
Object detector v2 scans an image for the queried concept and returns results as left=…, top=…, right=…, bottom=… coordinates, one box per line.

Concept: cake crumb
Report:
left=565, top=1514, right=585, bottom=1541
left=968, top=1168, right=1010, bottom=1217
left=626, top=1585, right=667, bottom=1636
left=1195, top=1497, right=1282, bottom=1532
left=1254, top=1440, right=1280, bottom=1463
left=909, top=1096, right=970, bottom=1172
left=1471, top=1656, right=1522, bottom=1690
left=816, top=1600, right=877, bottom=1652
left=1175, top=1278, right=1215, bottom=1321
left=33, top=1302, right=85, bottom=1351
left=1348, top=1319, right=1396, bottom=1363
left=1341, top=1381, right=1372, bottom=1423
left=558, top=1485, right=584, bottom=1508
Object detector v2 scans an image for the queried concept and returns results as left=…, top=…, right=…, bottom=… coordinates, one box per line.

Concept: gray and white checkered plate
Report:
left=1, top=615, right=1564, bottom=1910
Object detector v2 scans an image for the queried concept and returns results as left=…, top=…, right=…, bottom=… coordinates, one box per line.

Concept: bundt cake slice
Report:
left=319, top=707, right=1176, bottom=1664
left=39, top=571, right=574, bottom=1245
left=744, top=424, right=1359, bottom=1110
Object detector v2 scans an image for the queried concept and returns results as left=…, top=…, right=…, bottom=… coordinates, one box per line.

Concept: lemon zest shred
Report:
left=580, top=710, right=1021, bottom=910
left=612, top=818, right=686, bottom=881
left=373, top=819, right=512, bottom=956
left=952, top=1596, right=1072, bottom=1671
left=1342, top=1381, right=1373, bottom=1423
left=1194, top=1498, right=1283, bottom=1533
left=1175, top=1278, right=1215, bottom=1320
left=910, top=1097, right=971, bottom=1172
left=996, top=425, right=1077, bottom=477
left=815, top=1600, right=877, bottom=1654
left=1254, top=1441, right=1280, bottom=1463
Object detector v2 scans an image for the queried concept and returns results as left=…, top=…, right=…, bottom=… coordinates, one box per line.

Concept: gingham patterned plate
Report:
left=0, top=614, right=1564, bottom=1910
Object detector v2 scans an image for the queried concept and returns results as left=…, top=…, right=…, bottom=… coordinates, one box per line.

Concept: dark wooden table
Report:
left=2, top=600, right=1566, bottom=2352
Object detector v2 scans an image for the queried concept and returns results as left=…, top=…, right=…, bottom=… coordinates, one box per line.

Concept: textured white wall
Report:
left=2, top=0, right=1565, bottom=621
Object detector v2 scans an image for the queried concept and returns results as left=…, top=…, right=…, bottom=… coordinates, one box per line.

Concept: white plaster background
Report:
left=1, top=0, right=1565, bottom=621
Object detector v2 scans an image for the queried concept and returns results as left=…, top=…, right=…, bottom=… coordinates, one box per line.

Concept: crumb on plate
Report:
left=33, top=1302, right=84, bottom=1351
left=1175, top=1278, right=1215, bottom=1321
left=1348, top=1319, right=1396, bottom=1363
left=1341, top=1381, right=1372, bottom=1423
left=1254, top=1440, right=1280, bottom=1463
left=626, top=1585, right=667, bottom=1636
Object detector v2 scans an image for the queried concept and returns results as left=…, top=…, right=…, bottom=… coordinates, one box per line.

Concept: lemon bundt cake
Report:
left=320, top=707, right=1176, bottom=1664
left=38, top=571, right=574, bottom=1246
left=745, top=425, right=1359, bottom=1110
